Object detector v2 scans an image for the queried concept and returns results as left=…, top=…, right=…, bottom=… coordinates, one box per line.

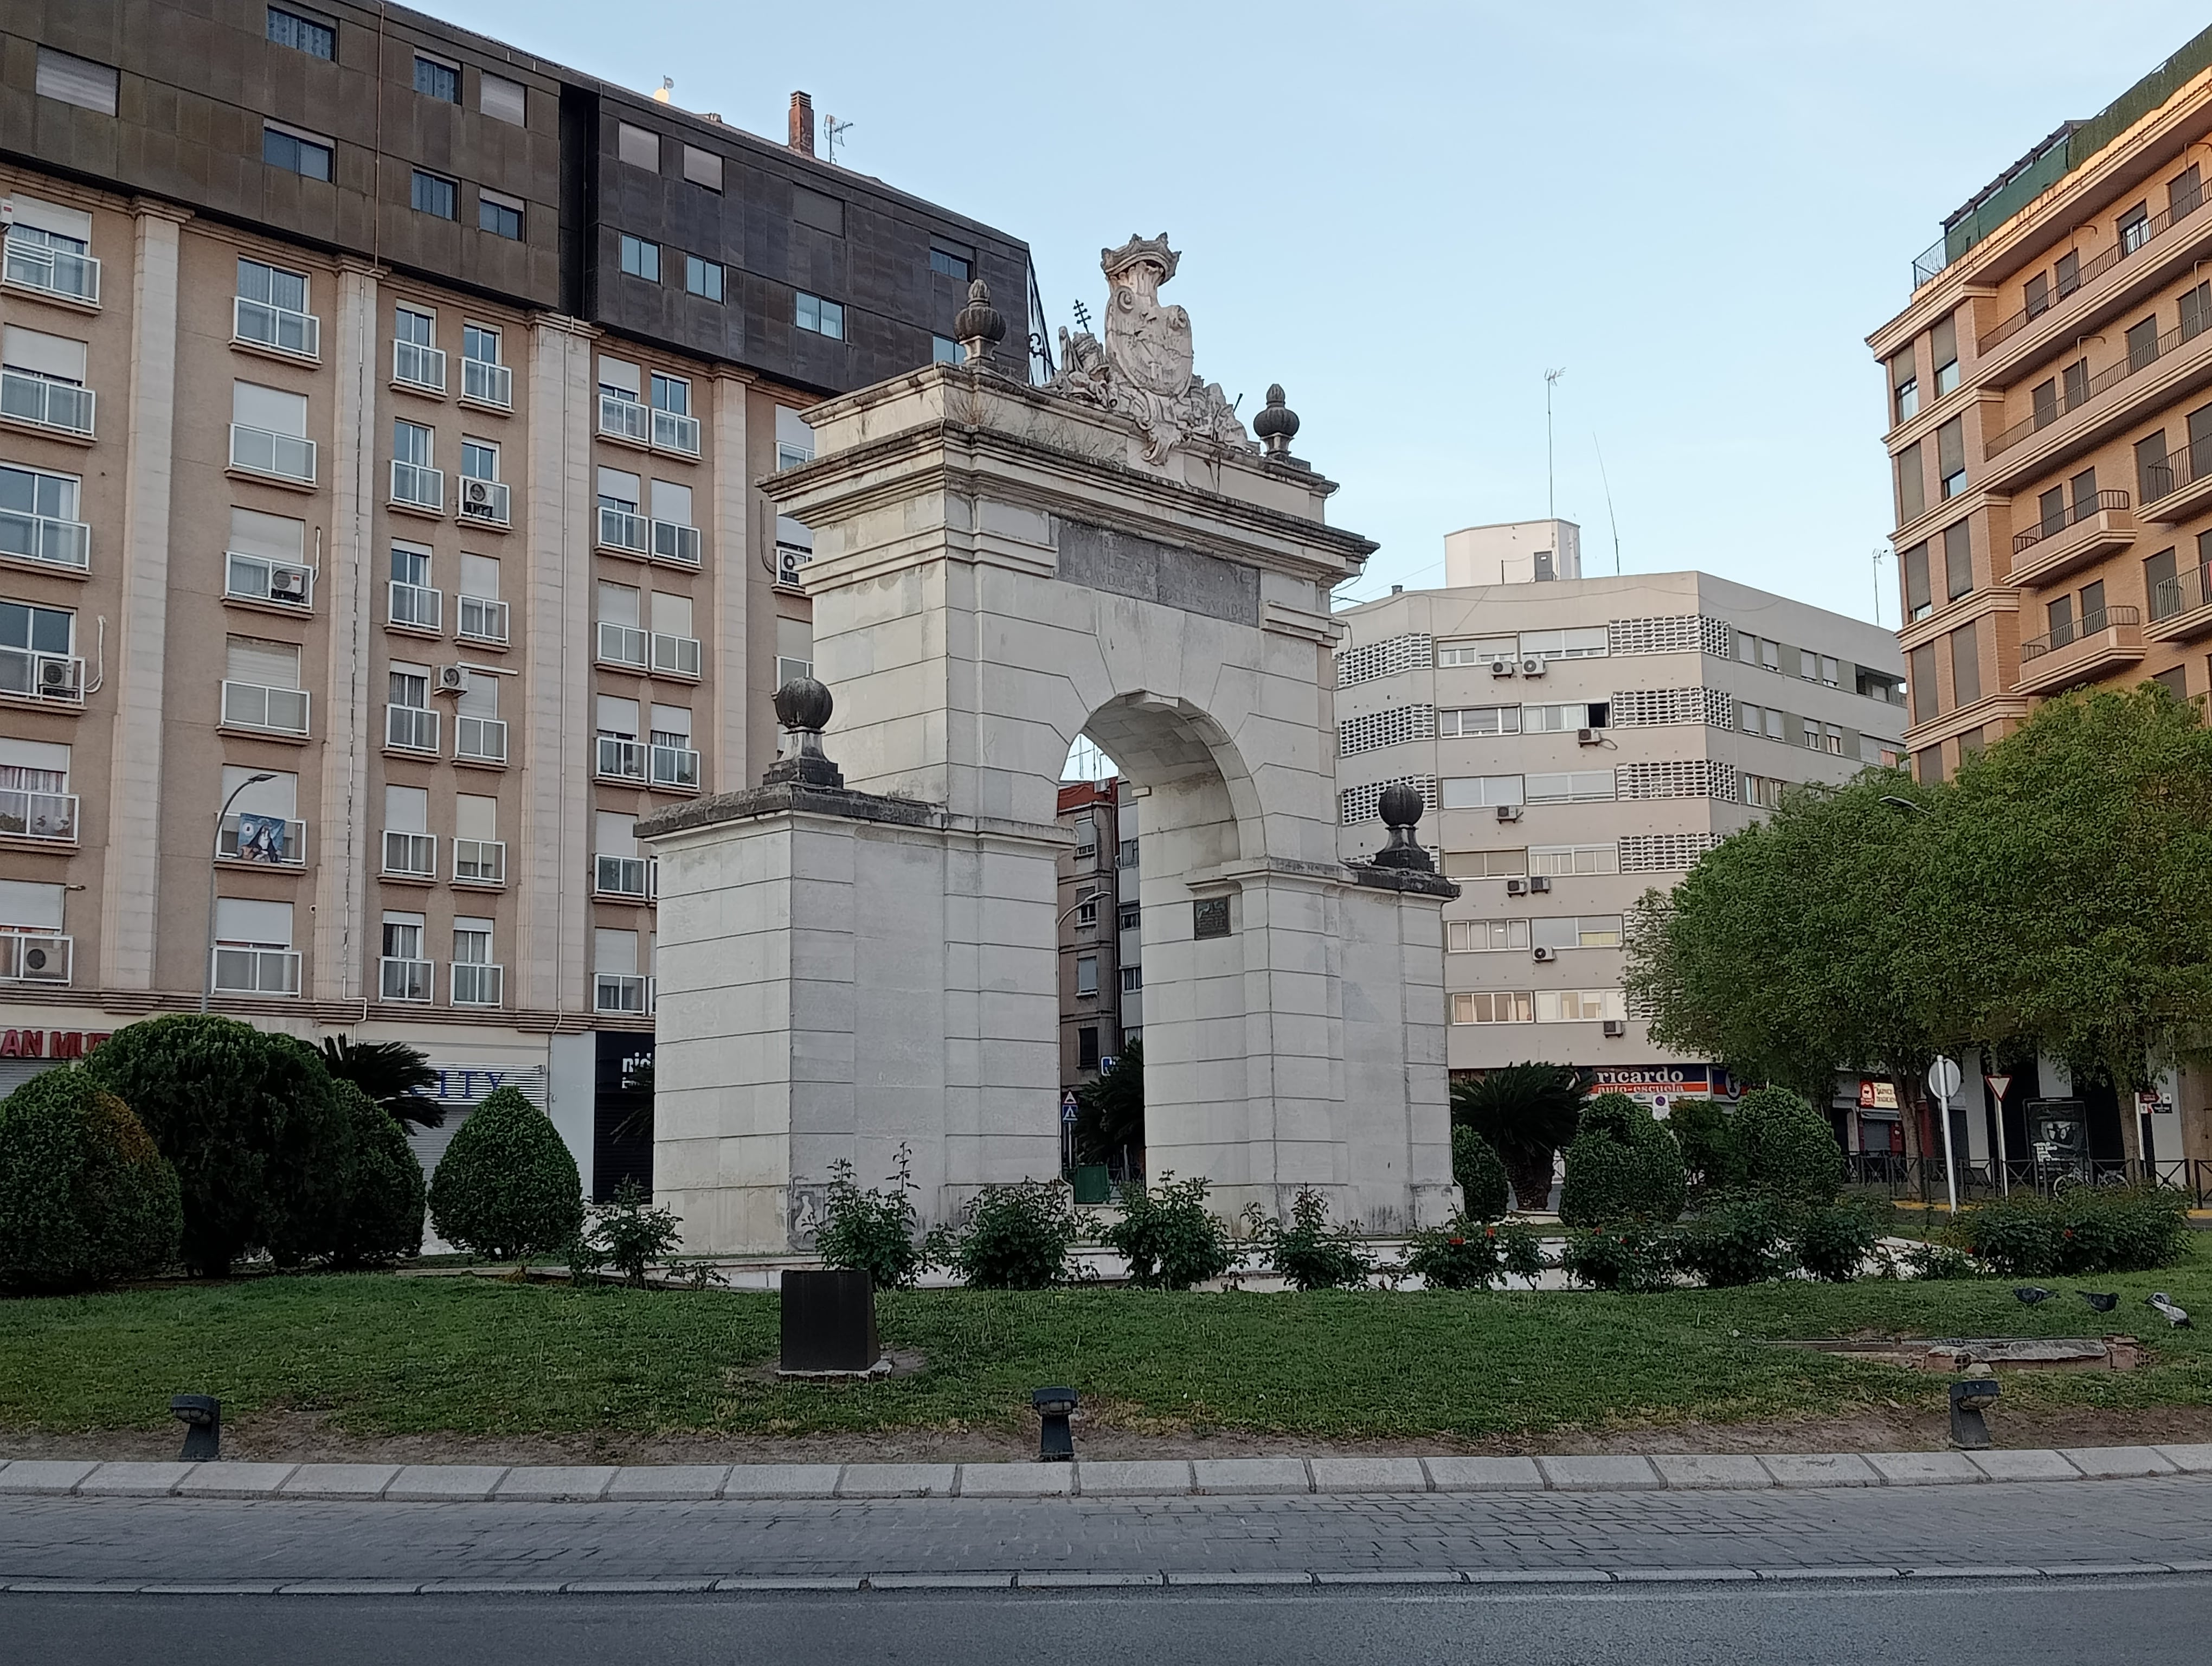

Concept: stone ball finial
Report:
left=1371, top=783, right=1436, bottom=873
left=1253, top=383, right=1300, bottom=457
left=773, top=675, right=833, bottom=733
left=955, top=278, right=1007, bottom=364
left=765, top=676, right=843, bottom=789
left=1378, top=782, right=1423, bottom=831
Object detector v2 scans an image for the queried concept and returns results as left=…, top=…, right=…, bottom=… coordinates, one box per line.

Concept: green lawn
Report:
left=1, top=1240, right=2206, bottom=1443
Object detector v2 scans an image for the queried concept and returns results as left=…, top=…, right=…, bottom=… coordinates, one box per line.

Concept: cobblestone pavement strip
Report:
left=0, top=1477, right=2204, bottom=1591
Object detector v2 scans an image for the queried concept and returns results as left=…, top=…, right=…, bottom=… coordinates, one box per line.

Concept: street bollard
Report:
left=170, top=1394, right=221, bottom=1462
left=1947, top=1366, right=1998, bottom=1450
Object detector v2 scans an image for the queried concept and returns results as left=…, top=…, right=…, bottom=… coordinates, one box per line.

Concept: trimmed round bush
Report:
left=428, top=1086, right=583, bottom=1261
left=0, top=1067, right=182, bottom=1290
left=324, top=1082, right=426, bottom=1267
left=1450, top=1126, right=1511, bottom=1221
left=930, top=1180, right=1082, bottom=1289
left=1794, top=1201, right=1881, bottom=1282
left=1558, top=1225, right=1676, bottom=1292
left=1676, top=1194, right=1795, bottom=1286
left=1664, top=1098, right=1740, bottom=1193
left=1733, top=1086, right=1843, bottom=1207
left=83, top=1015, right=346, bottom=1276
left=1557, top=1092, right=1688, bottom=1226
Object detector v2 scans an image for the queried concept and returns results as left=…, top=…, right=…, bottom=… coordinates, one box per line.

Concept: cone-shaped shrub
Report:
left=324, top=1082, right=426, bottom=1266
left=0, top=1067, right=182, bottom=1290
left=1557, top=1092, right=1688, bottom=1226
left=1734, top=1086, right=1843, bottom=1206
left=1451, top=1126, right=1512, bottom=1221
left=428, top=1086, right=583, bottom=1261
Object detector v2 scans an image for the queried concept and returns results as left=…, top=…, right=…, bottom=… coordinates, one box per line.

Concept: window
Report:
left=1438, top=704, right=1521, bottom=736
left=617, top=122, right=660, bottom=171
left=1535, top=989, right=1627, bottom=1024
left=1902, top=542, right=1933, bottom=620
left=932, top=335, right=960, bottom=364
left=461, top=437, right=499, bottom=481
left=1436, top=636, right=1518, bottom=667
left=683, top=144, right=723, bottom=190
left=1441, top=848, right=1526, bottom=879
left=229, top=380, right=313, bottom=480
left=410, top=170, right=456, bottom=220
left=930, top=246, right=972, bottom=283
left=1930, top=313, right=1959, bottom=398
left=1451, top=991, right=1533, bottom=1025
left=2119, top=200, right=2152, bottom=255
left=1531, top=915, right=1623, bottom=950
left=461, top=323, right=510, bottom=407
left=1121, top=965, right=1142, bottom=994
left=1889, top=344, right=1919, bottom=422
left=480, top=73, right=525, bottom=126
left=2025, top=271, right=2050, bottom=319
left=453, top=918, right=498, bottom=1005
left=1935, top=417, right=1965, bottom=499
left=0, top=600, right=76, bottom=700
left=1761, top=638, right=1780, bottom=671
left=1117, top=901, right=1141, bottom=932
left=620, top=234, right=661, bottom=282
left=267, top=7, right=335, bottom=59
left=1895, top=440, right=1925, bottom=524
left=1908, top=642, right=1939, bottom=725
left=796, top=291, right=845, bottom=339
left=381, top=912, right=430, bottom=1001
left=1520, top=702, right=1608, bottom=733
left=1441, top=774, right=1524, bottom=809
left=391, top=419, right=438, bottom=510
left=1518, top=626, right=1609, bottom=661
left=234, top=258, right=315, bottom=356
left=213, top=898, right=297, bottom=995
left=793, top=188, right=844, bottom=236
left=1073, top=816, right=1098, bottom=860
left=478, top=190, right=523, bottom=240
left=651, top=374, right=689, bottom=416
left=684, top=254, right=724, bottom=302
left=1073, top=890, right=1099, bottom=927
left=1942, top=520, right=1972, bottom=602
left=593, top=928, right=647, bottom=1013
left=413, top=53, right=459, bottom=102
left=263, top=123, right=334, bottom=182
left=1525, top=771, right=1615, bottom=804
left=1077, top=1027, right=1100, bottom=1072
left=1448, top=919, right=1529, bottom=953
left=1742, top=773, right=1785, bottom=809
left=458, top=553, right=504, bottom=642
left=2172, top=164, right=2203, bottom=220
left=1075, top=955, right=1099, bottom=997
left=1530, top=843, right=1617, bottom=876
left=35, top=48, right=118, bottom=116
left=222, top=634, right=306, bottom=733
left=2127, top=312, right=2160, bottom=373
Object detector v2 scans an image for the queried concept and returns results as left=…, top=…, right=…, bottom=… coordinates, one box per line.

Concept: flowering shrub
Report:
left=1946, top=1187, right=2189, bottom=1276
left=1558, top=1225, right=1677, bottom=1292
left=1402, top=1213, right=1545, bottom=1290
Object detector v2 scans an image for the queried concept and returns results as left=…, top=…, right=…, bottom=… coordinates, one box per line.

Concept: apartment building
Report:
left=1054, top=776, right=1141, bottom=1094
left=0, top=2, right=1030, bottom=1195
left=1870, top=25, right=2212, bottom=786
left=1334, top=565, right=1906, bottom=1139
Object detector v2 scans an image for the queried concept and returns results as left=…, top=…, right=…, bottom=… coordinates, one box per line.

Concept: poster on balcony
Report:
left=236, top=812, right=288, bottom=865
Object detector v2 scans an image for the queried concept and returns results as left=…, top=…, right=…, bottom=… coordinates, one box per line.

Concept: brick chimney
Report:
left=787, top=91, right=815, bottom=156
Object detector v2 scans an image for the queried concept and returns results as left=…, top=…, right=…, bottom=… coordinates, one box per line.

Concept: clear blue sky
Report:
left=443, top=0, right=2198, bottom=625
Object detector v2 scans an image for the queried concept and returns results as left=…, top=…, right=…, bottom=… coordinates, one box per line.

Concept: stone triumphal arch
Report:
left=640, top=238, right=1459, bottom=1253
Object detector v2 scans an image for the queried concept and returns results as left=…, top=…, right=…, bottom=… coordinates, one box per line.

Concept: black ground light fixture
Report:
left=1947, top=1367, right=1998, bottom=1450
left=1033, top=1387, right=1079, bottom=1462
left=171, top=1394, right=221, bottom=1462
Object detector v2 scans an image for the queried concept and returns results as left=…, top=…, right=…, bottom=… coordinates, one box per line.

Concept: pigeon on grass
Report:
left=2148, top=1292, right=2192, bottom=1329
left=2079, top=1291, right=2120, bottom=1313
left=2014, top=1286, right=2054, bottom=1306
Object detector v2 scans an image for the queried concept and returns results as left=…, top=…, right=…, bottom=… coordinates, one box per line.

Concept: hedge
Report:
left=1557, top=1092, right=1687, bottom=1225
left=427, top=1086, right=583, bottom=1261
left=320, top=1082, right=427, bottom=1267
left=0, top=1067, right=182, bottom=1290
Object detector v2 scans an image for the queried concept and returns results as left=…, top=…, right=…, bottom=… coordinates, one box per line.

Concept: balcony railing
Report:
left=594, top=972, right=653, bottom=1015
left=2, top=235, right=100, bottom=305
left=217, top=813, right=307, bottom=867
left=2012, top=488, right=2132, bottom=552
left=382, top=829, right=436, bottom=877
left=598, top=621, right=648, bottom=668
left=385, top=703, right=439, bottom=753
left=452, top=961, right=504, bottom=1007
left=651, top=632, right=702, bottom=678
left=460, top=356, right=512, bottom=410
left=211, top=946, right=300, bottom=996
left=596, top=735, right=646, bottom=781
left=391, top=460, right=444, bottom=513
left=458, top=594, right=509, bottom=644
left=2143, top=439, right=2212, bottom=518
left=594, top=854, right=652, bottom=899
left=652, top=520, right=702, bottom=567
left=0, top=369, right=94, bottom=437
left=0, top=506, right=90, bottom=571
left=229, top=423, right=317, bottom=484
left=2021, top=604, right=2143, bottom=665
left=0, top=787, right=78, bottom=843
left=0, top=648, right=85, bottom=704
left=1987, top=311, right=2212, bottom=458
left=233, top=295, right=320, bottom=360
left=598, top=393, right=650, bottom=444
left=650, top=742, right=700, bottom=791
left=1980, top=184, right=2211, bottom=356
left=652, top=407, right=700, bottom=457
left=0, top=929, right=70, bottom=985
left=455, top=714, right=507, bottom=765
left=388, top=579, right=441, bottom=632
left=453, top=837, right=506, bottom=886
left=2151, top=562, right=2212, bottom=629
left=457, top=476, right=510, bottom=527
left=394, top=339, right=447, bottom=394
left=379, top=956, right=433, bottom=1002
left=221, top=680, right=310, bottom=735
left=225, top=550, right=313, bottom=609
left=597, top=506, right=650, bottom=556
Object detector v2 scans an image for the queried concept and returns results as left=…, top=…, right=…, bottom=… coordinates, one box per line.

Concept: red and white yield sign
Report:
left=1985, top=1073, right=2012, bottom=1102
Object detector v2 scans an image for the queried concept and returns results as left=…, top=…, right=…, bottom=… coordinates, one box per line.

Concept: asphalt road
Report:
left=12, top=1578, right=2212, bottom=1666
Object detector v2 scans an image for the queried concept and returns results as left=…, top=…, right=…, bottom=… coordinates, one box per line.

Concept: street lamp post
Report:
left=201, top=772, right=278, bottom=1012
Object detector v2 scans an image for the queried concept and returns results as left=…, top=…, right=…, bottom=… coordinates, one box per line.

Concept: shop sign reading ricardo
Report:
left=1588, top=1065, right=1738, bottom=1100
left=0, top=1029, right=111, bottom=1060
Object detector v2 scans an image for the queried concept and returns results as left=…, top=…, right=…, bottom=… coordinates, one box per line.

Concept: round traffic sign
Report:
left=1927, top=1056, right=1963, bottom=1100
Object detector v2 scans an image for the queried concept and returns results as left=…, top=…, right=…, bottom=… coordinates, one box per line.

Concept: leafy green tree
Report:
left=1557, top=1092, right=1688, bottom=1225
left=320, top=1035, right=442, bottom=1129
left=0, top=1067, right=181, bottom=1290
left=1073, top=1036, right=1143, bottom=1167
left=1450, top=1063, right=1585, bottom=1213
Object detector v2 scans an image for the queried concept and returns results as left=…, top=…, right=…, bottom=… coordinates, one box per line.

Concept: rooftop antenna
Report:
left=653, top=76, right=674, bottom=105
left=1872, top=546, right=1889, bottom=627
left=1593, top=433, right=1622, bottom=576
left=822, top=113, right=853, bottom=165
left=1544, top=367, right=1566, bottom=522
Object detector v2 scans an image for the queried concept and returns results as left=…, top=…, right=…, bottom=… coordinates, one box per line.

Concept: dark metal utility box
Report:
left=780, top=1269, right=878, bottom=1373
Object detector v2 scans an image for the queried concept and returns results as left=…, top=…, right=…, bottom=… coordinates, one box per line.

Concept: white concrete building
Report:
left=1445, top=518, right=1583, bottom=587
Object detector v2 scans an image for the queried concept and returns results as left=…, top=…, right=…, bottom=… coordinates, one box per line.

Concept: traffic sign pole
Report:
left=1985, top=1073, right=2013, bottom=1195
left=1928, top=1056, right=1963, bottom=1215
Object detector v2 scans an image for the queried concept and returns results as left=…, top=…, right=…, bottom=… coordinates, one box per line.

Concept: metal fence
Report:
left=1843, top=1154, right=2212, bottom=1208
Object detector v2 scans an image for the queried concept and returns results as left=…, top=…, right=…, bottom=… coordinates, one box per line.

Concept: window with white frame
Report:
left=1525, top=770, right=1615, bottom=804
left=1448, top=919, right=1530, bottom=952
left=217, top=766, right=299, bottom=864
left=0, top=462, right=87, bottom=571
left=1, top=326, right=93, bottom=438
left=594, top=927, right=648, bottom=1012
left=1075, top=954, right=1099, bottom=997
left=596, top=810, right=648, bottom=898
left=1441, top=774, right=1525, bottom=809
left=1519, top=626, right=1609, bottom=661
left=454, top=792, right=503, bottom=885
left=0, top=735, right=74, bottom=844
left=1529, top=842, right=1618, bottom=876
left=1441, top=848, right=1527, bottom=879
left=212, top=896, right=297, bottom=994
left=383, top=784, right=433, bottom=876
left=234, top=257, right=316, bottom=357
left=387, top=661, right=436, bottom=753
left=221, top=634, right=306, bottom=732
left=1438, top=704, right=1521, bottom=736
left=452, top=916, right=499, bottom=1005
left=1451, top=991, right=1533, bottom=1024
left=388, top=542, right=437, bottom=630
left=1531, top=915, right=1623, bottom=950
left=1535, top=988, right=1628, bottom=1023
left=454, top=668, right=504, bottom=762
left=0, top=875, right=68, bottom=983
left=230, top=380, right=313, bottom=480
left=1521, top=702, right=1609, bottom=733
left=381, top=910, right=430, bottom=1001
left=0, top=598, right=78, bottom=701
left=457, top=553, right=504, bottom=643
left=1433, top=636, right=1516, bottom=668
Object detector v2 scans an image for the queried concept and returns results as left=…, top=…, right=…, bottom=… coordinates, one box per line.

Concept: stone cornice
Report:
left=638, top=782, right=1067, bottom=848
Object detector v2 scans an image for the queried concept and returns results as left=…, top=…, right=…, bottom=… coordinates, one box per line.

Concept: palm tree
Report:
left=320, top=1035, right=442, bottom=1129
left=1451, top=1062, right=1587, bottom=1213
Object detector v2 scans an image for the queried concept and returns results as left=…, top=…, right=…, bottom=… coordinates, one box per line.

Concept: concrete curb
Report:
left=0, top=1444, right=2207, bottom=1503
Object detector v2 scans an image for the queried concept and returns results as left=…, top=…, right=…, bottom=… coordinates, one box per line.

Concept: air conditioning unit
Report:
left=1533, top=946, right=1557, bottom=963
left=37, top=658, right=73, bottom=695
left=22, top=943, right=53, bottom=975
left=1504, top=877, right=1527, bottom=896
left=460, top=477, right=498, bottom=514
left=1529, top=875, right=1552, bottom=893
left=776, top=543, right=811, bottom=587
left=1495, top=803, right=1521, bottom=823
left=269, top=568, right=307, bottom=603
left=1521, top=656, right=1546, bottom=677
left=1602, top=1019, right=1626, bottom=1037
left=1576, top=727, right=1598, bottom=745
left=1489, top=658, right=1516, bottom=677
left=435, top=664, right=469, bottom=694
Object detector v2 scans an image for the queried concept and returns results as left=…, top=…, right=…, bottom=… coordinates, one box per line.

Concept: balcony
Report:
left=1, top=786, right=78, bottom=844
left=388, top=579, right=441, bottom=633
left=457, top=594, right=509, bottom=645
left=594, top=854, right=653, bottom=900
left=0, top=505, right=90, bottom=572
left=453, top=837, right=506, bottom=886
left=2144, top=440, right=2212, bottom=524
left=390, top=460, right=444, bottom=515
left=382, top=829, right=436, bottom=878
left=650, top=742, right=700, bottom=791
left=2017, top=605, right=2146, bottom=694
left=0, top=929, right=70, bottom=985
left=385, top=703, right=439, bottom=754
left=1978, top=185, right=2212, bottom=366
left=2149, top=562, right=2212, bottom=643
left=452, top=961, right=504, bottom=1007
left=652, top=407, right=700, bottom=457
left=229, top=423, right=316, bottom=485
left=651, top=632, right=702, bottom=679
left=455, top=714, right=507, bottom=765
left=379, top=956, right=433, bottom=1003
left=0, top=369, right=94, bottom=439
left=221, top=680, right=310, bottom=735
left=2008, top=489, right=2136, bottom=586
left=652, top=520, right=702, bottom=567
left=210, top=945, right=300, bottom=996
left=225, top=550, right=313, bottom=610
left=597, top=621, right=648, bottom=669
left=597, top=506, right=650, bottom=557
left=460, top=356, right=512, bottom=411
left=233, top=295, right=320, bottom=361
left=394, top=339, right=447, bottom=395
left=217, top=813, right=307, bottom=867
left=594, top=972, right=654, bottom=1015
left=1985, top=311, right=2212, bottom=472
left=2, top=235, right=100, bottom=306
left=1, top=647, right=85, bottom=704
left=598, top=393, right=650, bottom=445
left=457, top=476, right=510, bottom=528
left=596, top=735, right=646, bottom=781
